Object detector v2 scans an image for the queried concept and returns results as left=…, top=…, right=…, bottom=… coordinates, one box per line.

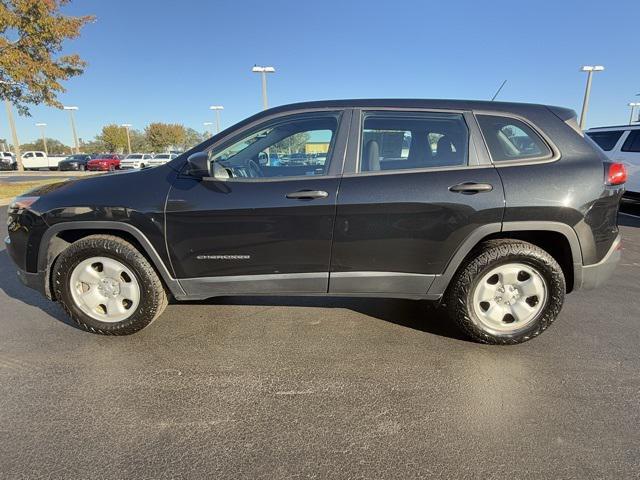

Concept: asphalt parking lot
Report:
left=1, top=205, right=639, bottom=479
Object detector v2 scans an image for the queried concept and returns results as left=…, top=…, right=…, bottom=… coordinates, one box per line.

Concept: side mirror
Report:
left=186, top=151, right=210, bottom=177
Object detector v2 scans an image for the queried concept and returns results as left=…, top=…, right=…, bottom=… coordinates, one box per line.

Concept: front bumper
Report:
left=575, top=234, right=622, bottom=290
left=59, top=163, right=81, bottom=171
left=16, top=267, right=47, bottom=296
left=5, top=235, right=49, bottom=298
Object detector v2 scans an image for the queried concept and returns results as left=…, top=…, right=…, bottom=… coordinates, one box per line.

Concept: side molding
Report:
left=180, top=272, right=328, bottom=299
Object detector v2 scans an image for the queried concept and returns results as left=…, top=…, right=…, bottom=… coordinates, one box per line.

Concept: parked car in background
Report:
left=6, top=99, right=625, bottom=344
left=147, top=153, right=178, bottom=167
left=87, top=153, right=122, bottom=171
left=21, top=151, right=68, bottom=171
left=586, top=124, right=640, bottom=200
left=120, top=153, right=154, bottom=170
left=58, top=154, right=92, bottom=171
left=0, top=151, right=16, bottom=170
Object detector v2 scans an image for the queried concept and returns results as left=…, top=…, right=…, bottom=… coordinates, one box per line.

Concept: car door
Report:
left=165, top=109, right=351, bottom=297
left=329, top=109, right=505, bottom=296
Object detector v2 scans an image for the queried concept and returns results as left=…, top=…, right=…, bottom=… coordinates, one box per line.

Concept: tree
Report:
left=128, top=129, right=149, bottom=153
left=0, top=1, right=94, bottom=115
left=182, top=127, right=206, bottom=150
left=79, top=138, right=104, bottom=154
left=97, top=124, right=127, bottom=152
left=21, top=137, right=70, bottom=154
left=145, top=123, right=186, bottom=151
left=274, top=132, right=310, bottom=155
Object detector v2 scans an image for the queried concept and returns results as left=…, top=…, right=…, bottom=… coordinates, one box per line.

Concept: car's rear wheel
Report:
left=445, top=239, right=565, bottom=344
left=52, top=235, right=168, bottom=335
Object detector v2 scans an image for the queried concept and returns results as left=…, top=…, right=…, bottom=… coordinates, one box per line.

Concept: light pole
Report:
left=578, top=65, right=605, bottom=130
left=251, top=65, right=275, bottom=110
left=35, top=122, right=48, bottom=156
left=63, top=106, right=80, bottom=153
left=1, top=80, right=23, bottom=171
left=121, top=124, right=132, bottom=154
left=628, top=103, right=640, bottom=124
left=3, top=99, right=22, bottom=171
left=208, top=105, right=224, bottom=133
left=203, top=122, right=214, bottom=137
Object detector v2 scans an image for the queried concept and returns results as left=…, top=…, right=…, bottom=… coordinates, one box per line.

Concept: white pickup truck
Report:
left=21, top=151, right=69, bottom=171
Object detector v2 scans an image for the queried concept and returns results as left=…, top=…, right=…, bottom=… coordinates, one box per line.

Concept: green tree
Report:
left=79, top=138, right=104, bottom=154
left=20, top=137, right=70, bottom=154
left=182, top=127, right=206, bottom=150
left=129, top=129, right=149, bottom=153
left=145, top=123, right=186, bottom=151
left=97, top=124, right=127, bottom=152
left=273, top=132, right=310, bottom=155
left=0, top=0, right=94, bottom=115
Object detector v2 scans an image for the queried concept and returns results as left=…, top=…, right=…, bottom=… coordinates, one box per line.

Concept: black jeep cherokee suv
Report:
left=6, top=100, right=625, bottom=344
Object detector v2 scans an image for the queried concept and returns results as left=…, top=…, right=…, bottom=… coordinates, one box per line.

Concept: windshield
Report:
left=154, top=154, right=170, bottom=159
left=126, top=154, right=143, bottom=159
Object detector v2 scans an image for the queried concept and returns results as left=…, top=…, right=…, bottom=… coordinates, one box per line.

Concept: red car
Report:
left=87, top=153, right=121, bottom=171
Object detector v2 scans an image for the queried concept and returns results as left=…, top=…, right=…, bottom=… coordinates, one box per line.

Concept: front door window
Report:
left=208, top=114, right=339, bottom=179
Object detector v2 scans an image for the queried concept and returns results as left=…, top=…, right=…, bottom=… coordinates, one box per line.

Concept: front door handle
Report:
left=449, top=182, right=494, bottom=194
left=285, top=190, right=329, bottom=200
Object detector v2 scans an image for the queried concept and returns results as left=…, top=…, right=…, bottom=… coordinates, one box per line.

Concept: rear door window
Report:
left=476, top=114, right=552, bottom=162
left=621, top=130, right=640, bottom=152
left=359, top=112, right=468, bottom=172
left=586, top=130, right=625, bottom=151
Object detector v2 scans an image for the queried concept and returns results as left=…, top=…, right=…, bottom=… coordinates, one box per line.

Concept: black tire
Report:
left=444, top=239, right=565, bottom=345
left=52, top=234, right=168, bottom=335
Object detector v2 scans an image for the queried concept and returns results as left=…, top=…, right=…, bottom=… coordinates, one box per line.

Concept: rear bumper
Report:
left=574, top=234, right=622, bottom=290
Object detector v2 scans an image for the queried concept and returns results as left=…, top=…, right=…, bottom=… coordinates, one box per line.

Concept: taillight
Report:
left=606, top=162, right=627, bottom=186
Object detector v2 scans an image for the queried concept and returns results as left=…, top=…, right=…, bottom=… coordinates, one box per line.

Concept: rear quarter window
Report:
left=621, top=130, right=640, bottom=153
left=476, top=114, right=552, bottom=162
left=586, top=130, right=625, bottom=151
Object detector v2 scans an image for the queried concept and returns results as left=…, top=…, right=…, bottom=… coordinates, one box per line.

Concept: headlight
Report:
left=10, top=196, right=40, bottom=210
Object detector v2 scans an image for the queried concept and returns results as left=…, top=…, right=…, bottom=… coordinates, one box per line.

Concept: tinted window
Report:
left=209, top=114, right=338, bottom=179
left=359, top=112, right=468, bottom=172
left=477, top=115, right=552, bottom=162
left=586, top=130, right=625, bottom=151
left=36, top=152, right=45, bottom=157
left=621, top=130, right=640, bottom=153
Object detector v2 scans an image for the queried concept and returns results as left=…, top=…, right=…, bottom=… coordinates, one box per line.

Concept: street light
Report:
left=208, top=105, right=224, bottom=133
left=0, top=80, right=23, bottom=171
left=578, top=65, right=605, bottom=130
left=251, top=65, right=275, bottom=110
left=203, top=121, right=214, bottom=136
left=35, top=123, right=48, bottom=156
left=121, top=124, right=132, bottom=154
left=63, top=106, right=80, bottom=153
left=629, top=103, right=640, bottom=124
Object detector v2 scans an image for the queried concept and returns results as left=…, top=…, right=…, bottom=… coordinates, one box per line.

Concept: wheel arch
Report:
left=39, top=221, right=185, bottom=300
left=428, top=221, right=582, bottom=296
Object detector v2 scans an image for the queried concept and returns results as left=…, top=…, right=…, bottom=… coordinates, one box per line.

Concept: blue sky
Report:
left=2, top=0, right=640, bottom=147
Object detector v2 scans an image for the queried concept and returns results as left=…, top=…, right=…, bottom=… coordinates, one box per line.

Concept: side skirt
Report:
left=177, top=271, right=439, bottom=301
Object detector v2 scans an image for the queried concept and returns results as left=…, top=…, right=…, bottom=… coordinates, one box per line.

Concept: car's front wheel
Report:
left=52, top=235, right=168, bottom=335
left=445, top=239, right=565, bottom=344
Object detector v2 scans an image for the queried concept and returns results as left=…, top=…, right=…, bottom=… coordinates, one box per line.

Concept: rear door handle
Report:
left=449, top=182, right=494, bottom=194
left=285, top=190, right=329, bottom=200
